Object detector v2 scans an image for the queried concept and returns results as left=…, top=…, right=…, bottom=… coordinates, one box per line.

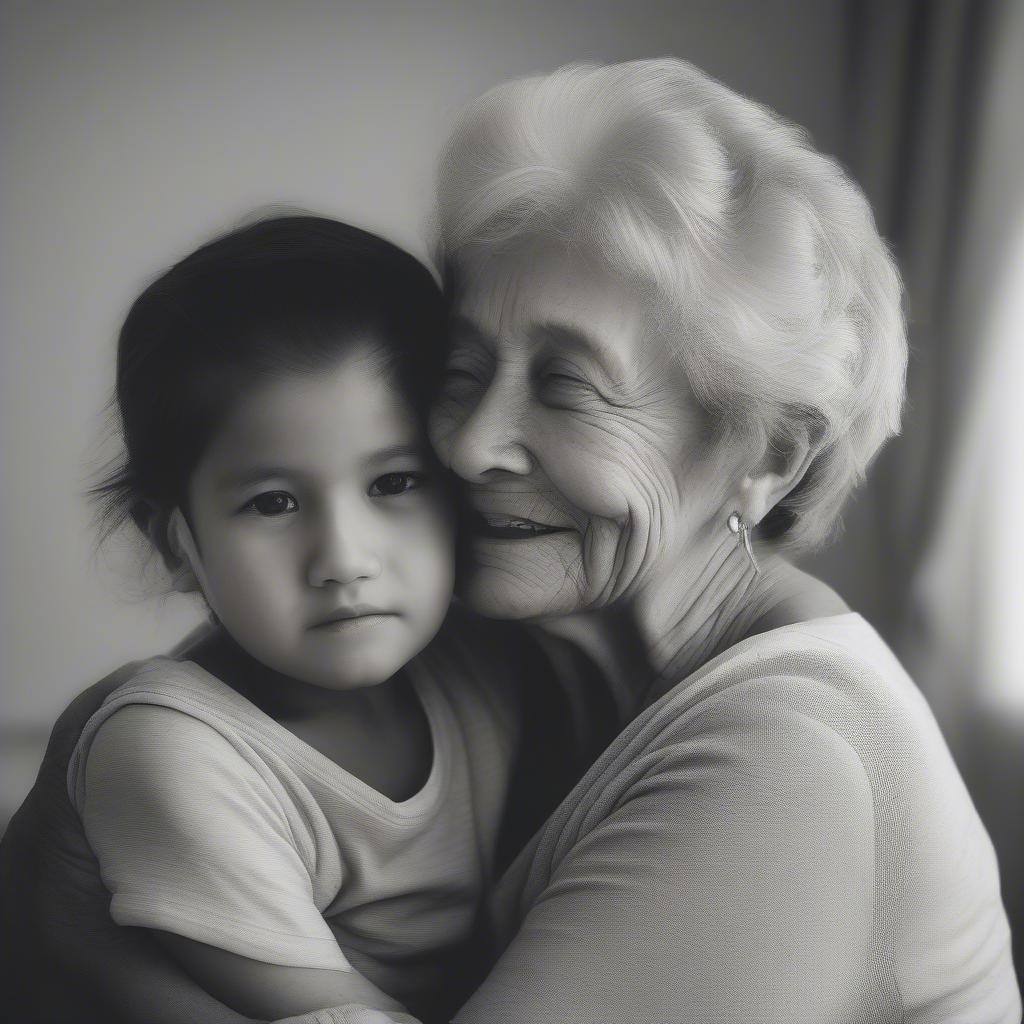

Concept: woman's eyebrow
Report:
left=448, top=314, right=494, bottom=349
left=537, top=321, right=628, bottom=382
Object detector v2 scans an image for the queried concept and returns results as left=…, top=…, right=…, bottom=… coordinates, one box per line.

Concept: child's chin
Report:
left=305, top=652, right=407, bottom=691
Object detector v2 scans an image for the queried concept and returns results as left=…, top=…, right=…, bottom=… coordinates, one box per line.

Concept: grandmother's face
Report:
left=430, top=249, right=734, bottom=620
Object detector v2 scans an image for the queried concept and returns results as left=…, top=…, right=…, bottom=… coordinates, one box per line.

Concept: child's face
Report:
left=181, top=340, right=456, bottom=690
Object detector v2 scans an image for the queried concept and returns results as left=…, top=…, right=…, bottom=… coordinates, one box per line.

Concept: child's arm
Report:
left=76, top=702, right=412, bottom=1022
left=1, top=671, right=424, bottom=1024
left=153, top=933, right=406, bottom=1019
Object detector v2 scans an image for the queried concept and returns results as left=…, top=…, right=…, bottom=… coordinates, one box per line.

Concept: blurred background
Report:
left=2, top=0, right=1022, bottom=979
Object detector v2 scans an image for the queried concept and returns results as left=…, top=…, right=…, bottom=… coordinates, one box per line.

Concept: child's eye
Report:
left=369, top=472, right=424, bottom=497
left=246, top=491, right=298, bottom=516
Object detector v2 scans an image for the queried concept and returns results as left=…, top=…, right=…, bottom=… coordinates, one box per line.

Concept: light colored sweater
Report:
left=452, top=613, right=1020, bottom=1023
left=292, top=613, right=1019, bottom=1024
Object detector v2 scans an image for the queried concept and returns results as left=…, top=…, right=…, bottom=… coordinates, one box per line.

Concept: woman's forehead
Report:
left=451, top=249, right=658, bottom=365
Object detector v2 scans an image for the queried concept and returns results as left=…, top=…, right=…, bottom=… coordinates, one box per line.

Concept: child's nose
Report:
left=306, top=507, right=382, bottom=587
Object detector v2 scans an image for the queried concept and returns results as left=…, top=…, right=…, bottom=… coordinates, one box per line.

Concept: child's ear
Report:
left=152, top=506, right=201, bottom=594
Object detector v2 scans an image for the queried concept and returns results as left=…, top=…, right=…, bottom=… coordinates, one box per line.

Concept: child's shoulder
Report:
left=96, top=654, right=228, bottom=705
left=67, top=656, right=257, bottom=813
left=68, top=662, right=325, bottom=895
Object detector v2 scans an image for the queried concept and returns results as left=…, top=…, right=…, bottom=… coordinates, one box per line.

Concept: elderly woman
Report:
left=2, top=60, right=1020, bottom=1023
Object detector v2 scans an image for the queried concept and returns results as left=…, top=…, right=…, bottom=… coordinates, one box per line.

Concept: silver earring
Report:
left=727, top=511, right=760, bottom=576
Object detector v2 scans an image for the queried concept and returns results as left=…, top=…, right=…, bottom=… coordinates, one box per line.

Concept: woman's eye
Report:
left=539, top=367, right=594, bottom=402
left=369, top=472, right=424, bottom=497
left=246, top=491, right=297, bottom=517
left=444, top=366, right=480, bottom=387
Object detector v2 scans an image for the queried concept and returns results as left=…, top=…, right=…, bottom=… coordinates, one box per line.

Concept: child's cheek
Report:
left=203, top=533, right=300, bottom=633
left=400, top=510, right=456, bottom=623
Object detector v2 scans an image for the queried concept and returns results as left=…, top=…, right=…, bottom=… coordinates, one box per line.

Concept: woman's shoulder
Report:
left=647, top=614, right=930, bottom=745
left=628, top=614, right=992, bottom=888
left=621, top=617, right=884, bottom=796
left=620, top=613, right=972, bottom=836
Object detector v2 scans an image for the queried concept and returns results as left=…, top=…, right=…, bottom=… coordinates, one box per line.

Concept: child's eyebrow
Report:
left=217, top=466, right=295, bottom=488
left=215, top=446, right=425, bottom=488
left=369, top=443, right=426, bottom=463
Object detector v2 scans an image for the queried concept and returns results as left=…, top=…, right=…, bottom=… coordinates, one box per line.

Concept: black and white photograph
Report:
left=1, top=2, right=1022, bottom=1021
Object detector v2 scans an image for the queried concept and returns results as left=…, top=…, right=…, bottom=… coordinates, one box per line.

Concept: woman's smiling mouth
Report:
left=472, top=510, right=573, bottom=540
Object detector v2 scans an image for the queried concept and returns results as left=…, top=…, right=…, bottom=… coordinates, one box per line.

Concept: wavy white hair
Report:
left=435, top=58, right=907, bottom=551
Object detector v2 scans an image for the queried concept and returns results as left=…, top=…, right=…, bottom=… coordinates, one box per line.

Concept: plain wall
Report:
left=1, top=0, right=847, bottom=732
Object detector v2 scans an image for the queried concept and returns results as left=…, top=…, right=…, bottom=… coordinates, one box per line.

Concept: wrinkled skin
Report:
left=430, top=248, right=741, bottom=626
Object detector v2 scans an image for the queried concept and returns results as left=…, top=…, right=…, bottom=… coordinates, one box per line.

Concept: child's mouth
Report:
left=310, top=606, right=397, bottom=630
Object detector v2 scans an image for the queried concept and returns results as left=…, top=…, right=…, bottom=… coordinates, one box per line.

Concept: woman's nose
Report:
left=441, top=379, right=534, bottom=483
left=306, top=506, right=382, bottom=588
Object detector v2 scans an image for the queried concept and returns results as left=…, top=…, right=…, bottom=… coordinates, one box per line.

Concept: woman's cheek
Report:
left=539, top=421, right=652, bottom=524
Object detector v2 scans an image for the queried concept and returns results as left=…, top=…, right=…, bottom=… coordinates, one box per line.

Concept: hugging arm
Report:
left=450, top=696, right=883, bottom=1024
left=1, top=669, right=879, bottom=1024
left=152, top=934, right=407, bottom=1020
left=259, top=693, right=883, bottom=1024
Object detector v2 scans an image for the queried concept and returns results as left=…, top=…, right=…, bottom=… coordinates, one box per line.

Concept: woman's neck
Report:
left=626, top=530, right=850, bottom=698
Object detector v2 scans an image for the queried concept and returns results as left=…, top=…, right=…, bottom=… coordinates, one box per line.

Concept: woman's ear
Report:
left=739, top=433, right=816, bottom=529
left=150, top=507, right=202, bottom=594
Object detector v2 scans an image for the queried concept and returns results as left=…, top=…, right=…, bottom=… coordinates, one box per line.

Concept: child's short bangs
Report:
left=95, top=215, right=447, bottom=544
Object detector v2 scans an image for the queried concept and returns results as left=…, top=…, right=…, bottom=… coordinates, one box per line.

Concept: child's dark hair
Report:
left=93, top=215, right=447, bottom=545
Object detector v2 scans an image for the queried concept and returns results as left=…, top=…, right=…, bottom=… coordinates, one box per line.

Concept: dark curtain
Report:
left=807, top=0, right=1024, bottom=982
left=809, top=0, right=993, bottom=644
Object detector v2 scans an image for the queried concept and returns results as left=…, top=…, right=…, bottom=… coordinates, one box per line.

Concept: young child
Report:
left=66, top=216, right=524, bottom=1022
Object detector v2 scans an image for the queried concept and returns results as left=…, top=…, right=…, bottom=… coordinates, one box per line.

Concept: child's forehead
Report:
left=203, top=350, right=427, bottom=475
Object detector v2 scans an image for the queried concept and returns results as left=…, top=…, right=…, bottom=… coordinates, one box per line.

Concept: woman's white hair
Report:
left=435, top=58, right=907, bottom=552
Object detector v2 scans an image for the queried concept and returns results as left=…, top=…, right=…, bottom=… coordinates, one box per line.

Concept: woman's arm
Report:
left=242, top=693, right=882, bottom=1024
left=452, top=695, right=883, bottom=1023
